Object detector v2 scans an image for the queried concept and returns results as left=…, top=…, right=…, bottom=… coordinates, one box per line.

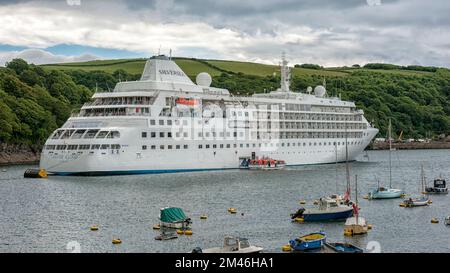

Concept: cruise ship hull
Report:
left=40, top=129, right=378, bottom=176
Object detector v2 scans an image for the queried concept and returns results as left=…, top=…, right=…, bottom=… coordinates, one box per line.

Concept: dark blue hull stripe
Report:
left=48, top=160, right=358, bottom=176
left=303, top=210, right=354, bottom=221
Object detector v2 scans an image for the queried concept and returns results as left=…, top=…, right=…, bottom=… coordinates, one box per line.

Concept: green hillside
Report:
left=42, top=57, right=433, bottom=78
left=42, top=58, right=223, bottom=77
left=206, top=60, right=349, bottom=77
left=0, top=57, right=449, bottom=147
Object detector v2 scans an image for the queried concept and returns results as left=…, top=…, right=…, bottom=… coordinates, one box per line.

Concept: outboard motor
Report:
left=290, top=208, right=305, bottom=219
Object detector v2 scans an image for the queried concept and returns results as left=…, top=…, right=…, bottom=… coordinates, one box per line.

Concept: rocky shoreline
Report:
left=371, top=141, right=450, bottom=150
left=0, top=143, right=41, bottom=166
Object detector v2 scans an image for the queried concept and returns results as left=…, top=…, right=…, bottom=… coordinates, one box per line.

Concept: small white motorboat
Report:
left=191, top=236, right=263, bottom=253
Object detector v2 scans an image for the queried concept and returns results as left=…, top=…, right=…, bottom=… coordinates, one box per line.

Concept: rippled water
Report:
left=0, top=149, right=449, bottom=253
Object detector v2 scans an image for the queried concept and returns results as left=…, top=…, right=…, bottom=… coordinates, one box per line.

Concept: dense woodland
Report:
left=0, top=58, right=449, bottom=146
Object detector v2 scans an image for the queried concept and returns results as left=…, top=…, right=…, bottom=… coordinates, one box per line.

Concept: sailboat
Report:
left=400, top=165, right=431, bottom=207
left=344, top=175, right=369, bottom=236
left=290, top=126, right=354, bottom=222
left=368, top=119, right=403, bottom=199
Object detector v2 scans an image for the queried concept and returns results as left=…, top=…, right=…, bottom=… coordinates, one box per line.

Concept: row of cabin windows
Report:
left=45, top=144, right=121, bottom=150
left=143, top=141, right=364, bottom=151
left=142, top=130, right=364, bottom=141
left=277, top=132, right=363, bottom=139
left=142, top=144, right=188, bottom=150
left=142, top=131, right=242, bottom=139
left=47, top=141, right=363, bottom=152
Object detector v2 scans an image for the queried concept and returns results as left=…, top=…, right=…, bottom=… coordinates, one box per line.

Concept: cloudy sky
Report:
left=0, top=0, right=449, bottom=67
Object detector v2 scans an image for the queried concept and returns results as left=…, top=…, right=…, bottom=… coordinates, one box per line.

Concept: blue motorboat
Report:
left=326, top=242, right=363, bottom=253
left=289, top=232, right=326, bottom=251
left=291, top=197, right=354, bottom=222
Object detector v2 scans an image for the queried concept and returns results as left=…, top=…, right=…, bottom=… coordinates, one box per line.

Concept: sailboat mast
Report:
left=345, top=124, right=350, bottom=196
left=388, top=119, right=392, bottom=188
left=355, top=174, right=358, bottom=225
left=421, top=164, right=425, bottom=196
left=335, top=142, right=338, bottom=193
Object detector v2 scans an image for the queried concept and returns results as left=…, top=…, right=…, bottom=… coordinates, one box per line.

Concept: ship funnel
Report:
left=140, top=55, right=194, bottom=84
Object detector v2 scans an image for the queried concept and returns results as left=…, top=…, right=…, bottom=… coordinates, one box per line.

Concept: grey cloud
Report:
left=1, top=0, right=450, bottom=67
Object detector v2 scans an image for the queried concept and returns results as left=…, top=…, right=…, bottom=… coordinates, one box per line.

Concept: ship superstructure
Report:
left=40, top=54, right=378, bottom=175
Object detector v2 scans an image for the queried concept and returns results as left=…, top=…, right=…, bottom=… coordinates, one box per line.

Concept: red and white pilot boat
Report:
left=247, top=157, right=286, bottom=170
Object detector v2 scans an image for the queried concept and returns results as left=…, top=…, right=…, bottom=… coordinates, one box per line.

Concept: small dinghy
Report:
left=402, top=197, right=429, bottom=207
left=326, top=242, right=363, bottom=253
left=154, top=227, right=178, bottom=241
left=401, top=165, right=431, bottom=207
left=192, top=236, right=263, bottom=253
left=289, top=232, right=326, bottom=251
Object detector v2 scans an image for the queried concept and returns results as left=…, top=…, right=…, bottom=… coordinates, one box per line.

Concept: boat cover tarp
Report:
left=160, top=207, right=187, bottom=222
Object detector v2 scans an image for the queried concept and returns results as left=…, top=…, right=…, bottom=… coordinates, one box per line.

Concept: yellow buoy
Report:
left=344, top=229, right=353, bottom=236
left=152, top=224, right=160, bottom=230
left=90, top=225, right=99, bottom=231
left=294, top=217, right=304, bottom=223
left=299, top=200, right=306, bottom=205
left=112, top=238, right=122, bottom=244
left=282, top=244, right=291, bottom=252
left=184, top=230, right=193, bottom=235
left=428, top=200, right=433, bottom=204
left=431, top=218, right=439, bottom=224
left=176, top=229, right=184, bottom=235
left=363, top=195, right=369, bottom=200
left=368, top=224, right=373, bottom=230
left=399, top=202, right=406, bottom=207
left=200, top=214, right=208, bottom=220
left=228, top=208, right=237, bottom=214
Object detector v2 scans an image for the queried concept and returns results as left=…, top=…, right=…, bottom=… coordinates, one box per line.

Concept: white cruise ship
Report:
left=40, top=54, right=378, bottom=175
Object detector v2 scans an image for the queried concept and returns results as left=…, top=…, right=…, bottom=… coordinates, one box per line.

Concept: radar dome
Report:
left=196, top=72, right=212, bottom=87
left=314, top=85, right=326, bottom=97
left=306, top=86, right=313, bottom=94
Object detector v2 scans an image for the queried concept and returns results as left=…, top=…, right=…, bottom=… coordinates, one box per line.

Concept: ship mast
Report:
left=280, top=52, right=291, bottom=92
left=345, top=124, right=351, bottom=197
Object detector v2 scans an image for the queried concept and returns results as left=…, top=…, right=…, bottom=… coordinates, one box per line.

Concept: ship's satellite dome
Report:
left=314, top=85, right=326, bottom=97
left=307, top=86, right=313, bottom=93
left=196, top=72, right=212, bottom=87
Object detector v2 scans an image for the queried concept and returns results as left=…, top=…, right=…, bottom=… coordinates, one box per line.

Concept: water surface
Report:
left=0, top=149, right=449, bottom=253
